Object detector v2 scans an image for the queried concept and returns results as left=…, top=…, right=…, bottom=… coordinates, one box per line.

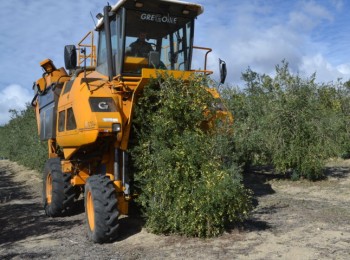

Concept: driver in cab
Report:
left=129, top=32, right=153, bottom=57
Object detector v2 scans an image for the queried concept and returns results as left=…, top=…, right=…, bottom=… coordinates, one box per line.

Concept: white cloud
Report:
left=337, top=64, right=350, bottom=75
left=303, top=1, right=333, bottom=21
left=0, top=0, right=103, bottom=125
left=330, top=0, right=344, bottom=11
left=0, top=85, right=32, bottom=125
left=300, top=54, right=348, bottom=82
left=194, top=2, right=304, bottom=84
left=193, top=0, right=350, bottom=86
left=288, top=1, right=333, bottom=31
left=0, top=0, right=102, bottom=89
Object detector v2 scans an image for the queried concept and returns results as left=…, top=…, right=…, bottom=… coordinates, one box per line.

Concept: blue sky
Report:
left=0, top=0, right=349, bottom=125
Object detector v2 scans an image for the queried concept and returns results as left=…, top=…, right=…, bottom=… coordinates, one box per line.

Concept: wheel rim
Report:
left=46, top=173, right=52, bottom=204
left=87, top=190, right=95, bottom=231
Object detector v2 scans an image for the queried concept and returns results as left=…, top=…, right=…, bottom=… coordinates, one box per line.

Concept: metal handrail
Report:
left=77, top=31, right=96, bottom=67
left=193, top=46, right=212, bottom=71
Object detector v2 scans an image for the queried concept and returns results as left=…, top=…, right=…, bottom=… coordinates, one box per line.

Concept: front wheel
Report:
left=84, top=175, right=120, bottom=243
left=43, top=158, right=77, bottom=217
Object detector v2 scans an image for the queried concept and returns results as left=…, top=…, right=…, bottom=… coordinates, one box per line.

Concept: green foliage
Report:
left=226, top=61, right=349, bottom=180
left=130, top=75, right=252, bottom=237
left=221, top=70, right=272, bottom=168
left=0, top=105, right=47, bottom=171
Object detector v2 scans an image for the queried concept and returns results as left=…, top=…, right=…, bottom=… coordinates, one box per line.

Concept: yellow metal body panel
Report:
left=61, top=160, right=73, bottom=173
left=71, top=170, right=90, bottom=186
left=117, top=195, right=129, bottom=215
left=48, top=139, right=58, bottom=159
left=141, top=68, right=194, bottom=80
left=35, top=104, right=40, bottom=135
left=56, top=75, right=123, bottom=158
left=124, top=56, right=148, bottom=72
left=63, top=148, right=79, bottom=159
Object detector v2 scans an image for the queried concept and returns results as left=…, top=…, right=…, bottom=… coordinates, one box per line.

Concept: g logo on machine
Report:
left=98, top=102, right=109, bottom=110
left=89, top=97, right=117, bottom=112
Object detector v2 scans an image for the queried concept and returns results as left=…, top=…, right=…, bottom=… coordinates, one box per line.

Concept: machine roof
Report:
left=96, top=0, right=204, bottom=29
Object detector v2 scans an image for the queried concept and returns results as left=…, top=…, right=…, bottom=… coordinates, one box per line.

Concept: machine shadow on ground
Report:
left=0, top=167, right=83, bottom=246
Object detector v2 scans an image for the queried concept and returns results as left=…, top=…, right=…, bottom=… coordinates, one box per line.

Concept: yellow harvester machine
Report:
left=32, top=0, right=227, bottom=243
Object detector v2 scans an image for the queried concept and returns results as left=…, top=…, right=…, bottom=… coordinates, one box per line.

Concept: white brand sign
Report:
left=140, top=13, right=178, bottom=24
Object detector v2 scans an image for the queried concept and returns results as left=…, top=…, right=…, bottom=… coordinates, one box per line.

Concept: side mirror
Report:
left=219, top=59, right=227, bottom=84
left=64, top=45, right=77, bottom=70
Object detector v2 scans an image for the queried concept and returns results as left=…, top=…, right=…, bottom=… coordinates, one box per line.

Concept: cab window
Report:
left=123, top=9, right=194, bottom=74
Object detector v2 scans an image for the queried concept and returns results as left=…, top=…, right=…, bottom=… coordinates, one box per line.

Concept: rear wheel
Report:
left=84, top=175, right=119, bottom=243
left=43, top=158, right=77, bottom=217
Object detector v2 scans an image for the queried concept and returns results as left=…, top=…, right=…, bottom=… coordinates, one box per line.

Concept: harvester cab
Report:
left=32, top=0, right=228, bottom=243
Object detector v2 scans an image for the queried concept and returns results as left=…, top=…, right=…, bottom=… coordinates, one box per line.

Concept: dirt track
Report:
left=0, top=159, right=349, bottom=259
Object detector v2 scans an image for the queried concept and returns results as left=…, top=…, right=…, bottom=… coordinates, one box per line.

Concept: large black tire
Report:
left=84, top=175, right=119, bottom=243
left=43, top=158, right=77, bottom=217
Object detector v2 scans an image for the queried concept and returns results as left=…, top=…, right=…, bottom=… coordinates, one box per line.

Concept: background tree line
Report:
left=223, top=61, right=350, bottom=180
left=0, top=105, right=47, bottom=171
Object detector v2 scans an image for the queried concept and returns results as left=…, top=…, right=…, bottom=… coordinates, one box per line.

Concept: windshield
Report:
left=123, top=9, right=194, bottom=74
left=96, top=8, right=195, bottom=77
left=96, top=22, right=118, bottom=75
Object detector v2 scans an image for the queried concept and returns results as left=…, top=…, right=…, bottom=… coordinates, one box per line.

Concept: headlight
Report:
left=112, top=123, right=121, bottom=132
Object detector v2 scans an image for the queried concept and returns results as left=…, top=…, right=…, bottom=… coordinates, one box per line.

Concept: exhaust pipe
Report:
left=103, top=5, right=114, bottom=81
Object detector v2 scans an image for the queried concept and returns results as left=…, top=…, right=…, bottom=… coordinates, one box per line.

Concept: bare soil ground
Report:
left=0, top=159, right=349, bottom=260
